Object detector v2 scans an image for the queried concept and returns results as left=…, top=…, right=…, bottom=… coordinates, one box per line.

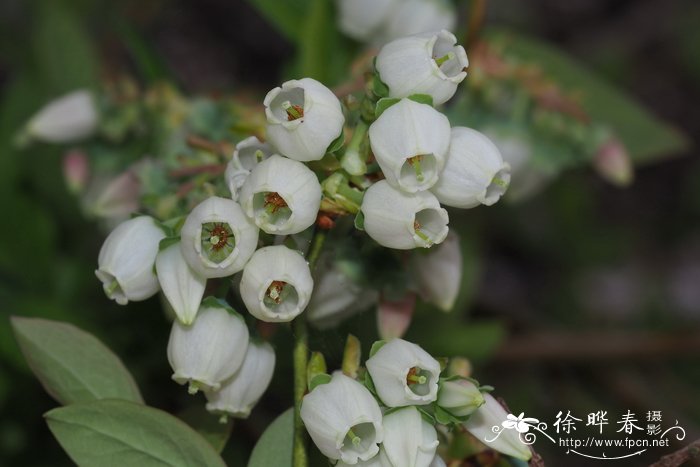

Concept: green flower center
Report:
left=201, top=222, right=235, bottom=263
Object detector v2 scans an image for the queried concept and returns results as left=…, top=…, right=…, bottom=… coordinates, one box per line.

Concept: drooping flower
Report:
left=437, top=378, right=485, bottom=418
left=239, top=155, right=322, bottom=235
left=239, top=245, right=314, bottom=322
left=336, top=0, right=399, bottom=42
left=225, top=136, right=274, bottom=201
left=167, top=298, right=249, bottom=394
left=205, top=340, right=275, bottom=419
left=376, top=30, right=468, bottom=105
left=410, top=231, right=462, bottom=311
left=463, top=394, right=533, bottom=461
left=180, top=196, right=259, bottom=278
left=365, top=338, right=441, bottom=407
left=264, top=78, right=345, bottom=162
left=155, top=241, right=206, bottom=325
left=383, top=0, right=456, bottom=43
left=381, top=406, right=439, bottom=467
left=95, top=216, right=165, bottom=305
left=431, top=127, right=511, bottom=208
left=369, top=98, right=450, bottom=193
left=361, top=180, right=449, bottom=250
left=24, top=90, right=99, bottom=143
left=301, top=372, right=384, bottom=464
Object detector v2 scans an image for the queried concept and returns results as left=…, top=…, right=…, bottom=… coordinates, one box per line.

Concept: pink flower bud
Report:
left=63, top=150, right=89, bottom=194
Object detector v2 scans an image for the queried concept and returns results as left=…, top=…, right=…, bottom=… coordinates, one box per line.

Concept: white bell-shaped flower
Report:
left=336, top=0, right=398, bottom=42
left=463, top=394, right=533, bottom=461
left=437, top=378, right=485, bottom=418
left=301, top=372, right=384, bottom=464
left=369, top=99, right=450, bottom=193
left=239, top=245, right=314, bottom=322
left=180, top=196, right=259, bottom=278
left=239, top=155, right=322, bottom=235
left=376, top=30, right=468, bottom=106
left=167, top=299, right=249, bottom=393
left=362, top=180, right=449, bottom=250
left=336, top=454, right=385, bottom=467
left=25, top=90, right=98, bottom=143
left=264, top=78, right=345, bottom=162
left=205, top=340, right=275, bottom=419
left=411, top=232, right=461, bottom=311
left=307, top=255, right=379, bottom=329
left=95, top=216, right=165, bottom=305
left=155, top=241, right=206, bottom=325
left=365, top=338, right=441, bottom=407
left=381, top=406, right=439, bottom=467
left=225, top=136, right=275, bottom=201
left=431, top=127, right=511, bottom=208
left=383, top=0, right=456, bottom=43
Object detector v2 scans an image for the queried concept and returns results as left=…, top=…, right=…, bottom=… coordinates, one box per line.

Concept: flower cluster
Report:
left=86, top=28, right=510, bottom=429
left=301, top=338, right=532, bottom=465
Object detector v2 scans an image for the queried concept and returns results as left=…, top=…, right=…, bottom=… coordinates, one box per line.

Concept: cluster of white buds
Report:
left=337, top=0, right=456, bottom=45
left=301, top=338, right=524, bottom=466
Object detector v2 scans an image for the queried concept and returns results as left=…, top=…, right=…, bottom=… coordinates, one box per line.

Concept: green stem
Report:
left=293, top=230, right=327, bottom=467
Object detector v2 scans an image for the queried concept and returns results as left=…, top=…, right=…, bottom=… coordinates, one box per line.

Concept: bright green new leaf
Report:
left=248, top=407, right=294, bottom=467
left=11, top=317, right=143, bottom=405
left=45, top=399, right=226, bottom=467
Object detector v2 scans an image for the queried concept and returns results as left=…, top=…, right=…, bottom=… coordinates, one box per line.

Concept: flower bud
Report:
left=376, top=30, right=468, bottom=106
left=84, top=169, right=141, bottom=221
left=63, top=150, right=89, bottom=194
left=463, top=394, right=533, bottom=461
left=180, top=196, right=259, bottom=278
left=336, top=0, right=398, bottom=42
left=301, top=372, right=384, bottom=464
left=25, top=90, right=99, bottom=143
left=264, top=78, right=345, bottom=162
left=205, top=340, right=275, bottom=419
left=369, top=99, right=450, bottom=193
left=239, top=155, right=322, bottom=235
left=411, top=231, right=461, bottom=311
left=225, top=137, right=275, bottom=201
left=167, top=299, right=249, bottom=393
left=155, top=241, right=206, bottom=325
left=365, top=338, right=441, bottom=407
left=361, top=180, right=449, bottom=250
left=431, top=127, right=511, bottom=208
left=239, top=245, right=314, bottom=322
left=382, top=406, right=439, bottom=467
left=95, top=216, right=165, bottom=305
left=437, top=378, right=484, bottom=418
left=383, top=0, right=456, bottom=43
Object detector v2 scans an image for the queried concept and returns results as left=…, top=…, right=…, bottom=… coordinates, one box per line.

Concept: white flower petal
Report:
left=27, top=90, right=98, bottom=143
left=156, top=242, right=206, bottom=325
left=382, top=406, right=439, bottom=467
left=411, top=231, right=461, bottom=311
left=336, top=0, right=399, bottom=42
left=383, top=0, right=456, bottom=43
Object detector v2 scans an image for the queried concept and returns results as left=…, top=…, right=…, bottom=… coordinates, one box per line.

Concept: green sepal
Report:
left=158, top=236, right=181, bottom=252
left=326, top=131, right=345, bottom=154
left=161, top=215, right=187, bottom=235
left=308, top=373, right=332, bottom=392
left=354, top=211, right=365, bottom=231
left=417, top=406, right=437, bottom=425
left=434, top=404, right=465, bottom=426
left=369, top=340, right=386, bottom=358
left=372, top=74, right=390, bottom=99
left=479, top=384, right=495, bottom=393
left=374, top=98, right=401, bottom=119
left=361, top=369, right=380, bottom=401
left=407, top=94, right=434, bottom=107
left=437, top=356, right=449, bottom=373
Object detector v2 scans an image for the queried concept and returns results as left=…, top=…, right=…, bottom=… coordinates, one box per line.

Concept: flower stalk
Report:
left=293, top=230, right=327, bottom=467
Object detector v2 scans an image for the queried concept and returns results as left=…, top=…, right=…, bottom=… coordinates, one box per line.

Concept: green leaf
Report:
left=407, top=94, right=434, bottom=107
left=244, top=0, right=311, bottom=45
left=33, top=0, right=99, bottom=93
left=483, top=28, right=690, bottom=164
left=248, top=408, right=294, bottom=467
left=354, top=210, right=365, bottom=231
left=178, top=405, right=232, bottom=454
left=11, top=317, right=143, bottom=405
left=374, top=98, right=401, bottom=119
left=45, top=399, right=226, bottom=467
